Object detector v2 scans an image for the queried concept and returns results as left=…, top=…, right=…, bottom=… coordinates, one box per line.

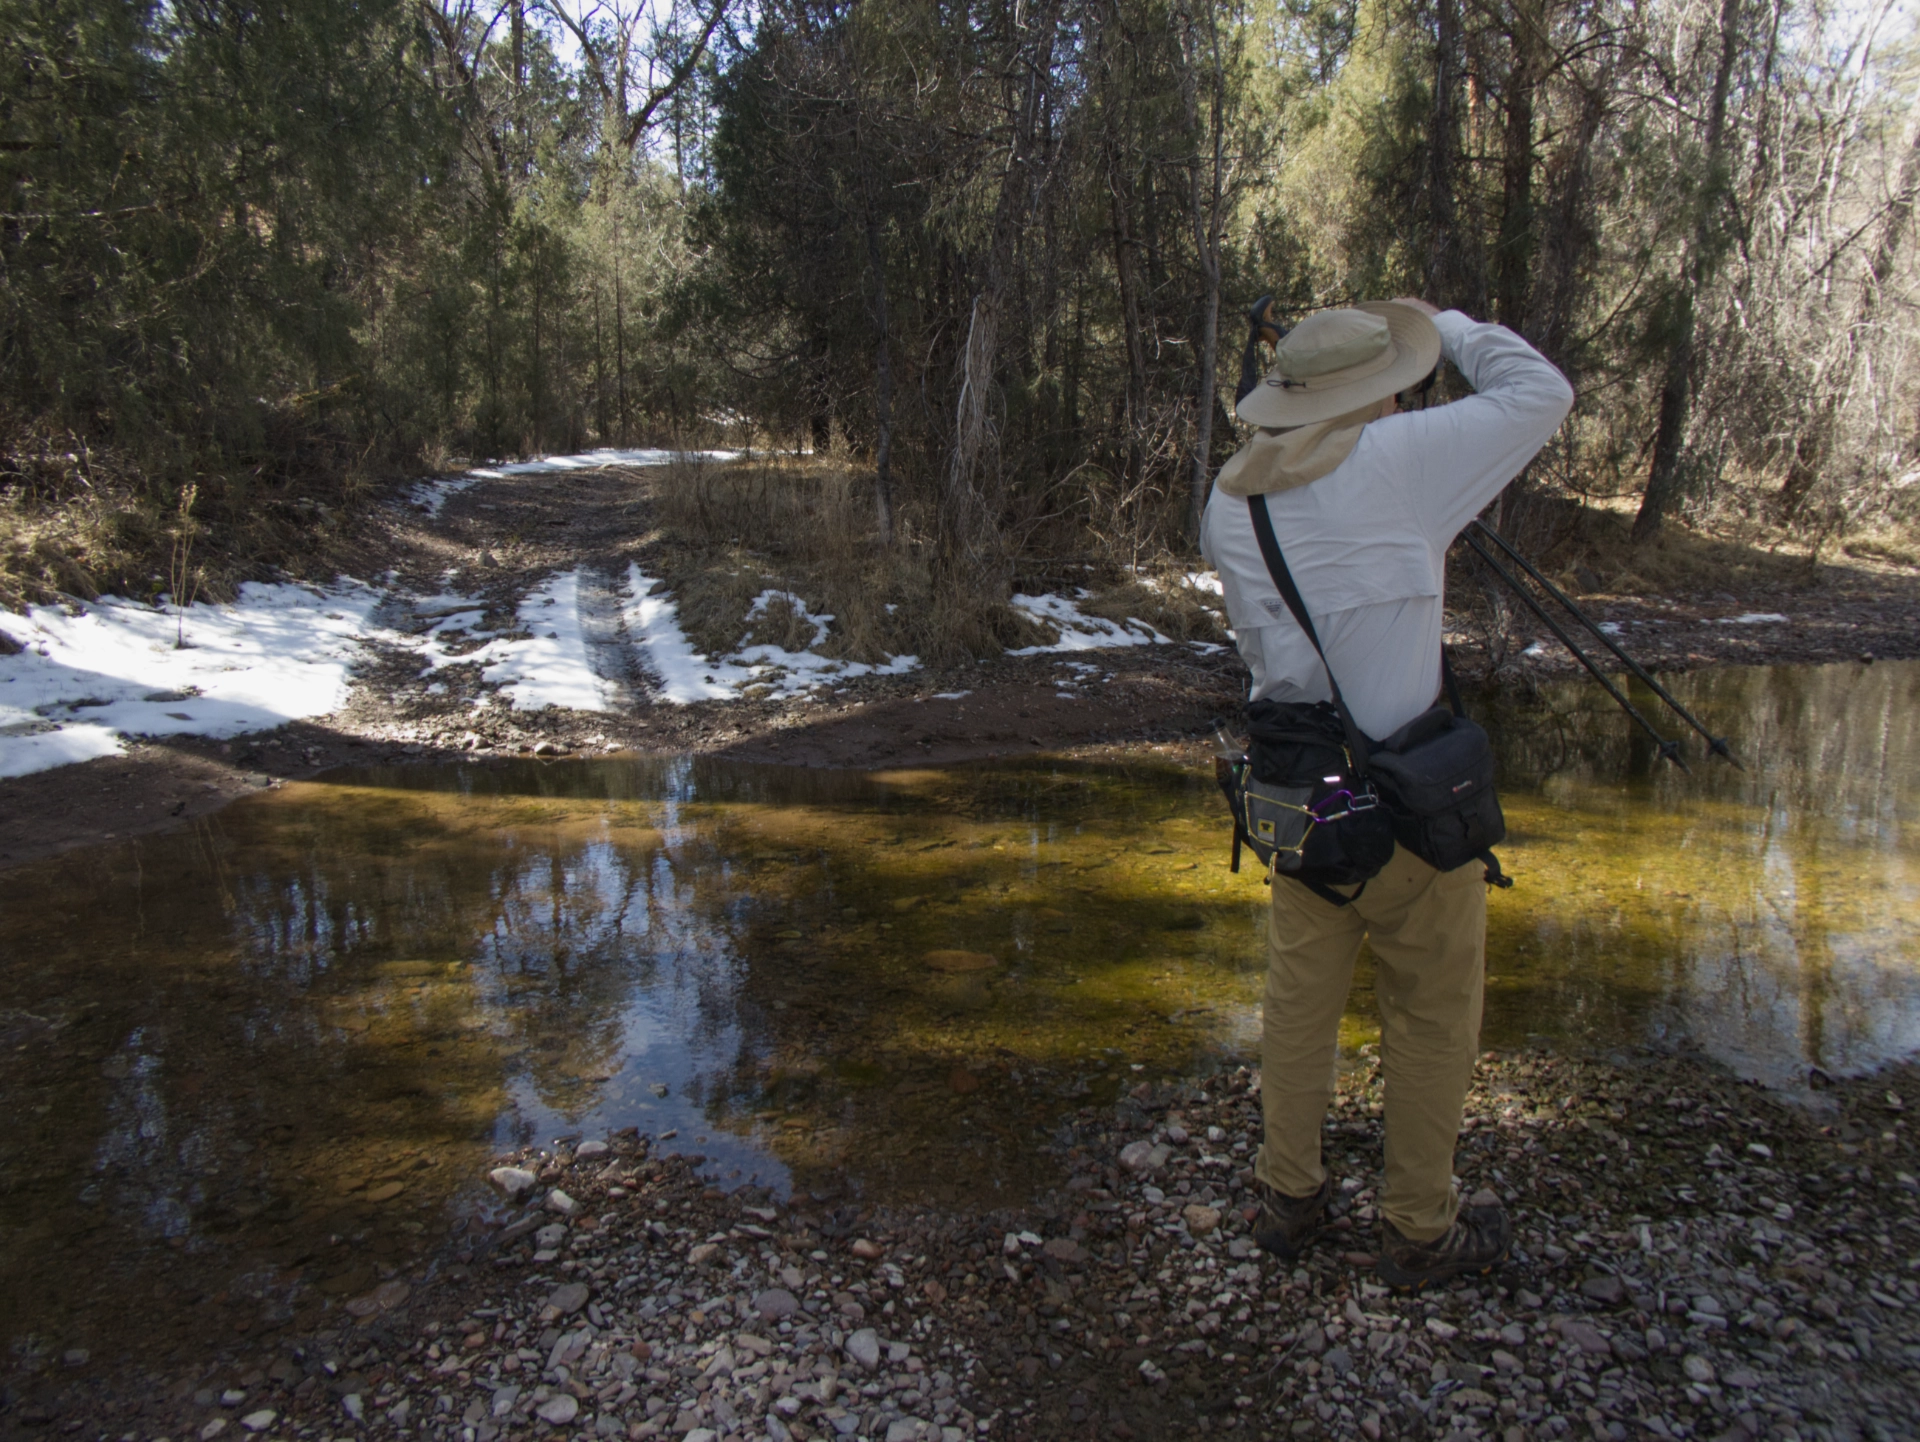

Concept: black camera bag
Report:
left=1241, top=494, right=1509, bottom=893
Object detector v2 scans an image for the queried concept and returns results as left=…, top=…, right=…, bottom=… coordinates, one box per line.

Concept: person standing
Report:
left=1201, top=297, right=1573, bottom=1289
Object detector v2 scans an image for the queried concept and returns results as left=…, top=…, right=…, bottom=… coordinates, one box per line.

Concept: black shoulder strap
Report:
left=1246, top=494, right=1372, bottom=772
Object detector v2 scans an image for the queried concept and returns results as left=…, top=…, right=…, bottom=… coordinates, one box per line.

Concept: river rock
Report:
left=1682, top=1354, right=1716, bottom=1384
left=688, top=1242, right=719, bottom=1265
left=922, top=949, right=996, bottom=972
left=1119, top=1140, right=1171, bottom=1173
left=364, top=1181, right=403, bottom=1204
left=755, top=1288, right=799, bottom=1321
left=544, top=1187, right=578, bottom=1215
left=238, top=1412, right=275, bottom=1435
left=535, top=1222, right=568, bottom=1248
left=547, top=1281, right=590, bottom=1315
left=1182, top=1203, right=1221, bottom=1236
left=1323, top=1346, right=1353, bottom=1377
left=1579, top=1274, right=1626, bottom=1305
left=846, top=1328, right=882, bottom=1370
left=1042, top=1237, right=1086, bottom=1264
left=1558, top=1319, right=1612, bottom=1355
left=488, top=1166, right=538, bottom=1200
left=575, top=1139, right=609, bottom=1160
left=851, top=1238, right=885, bottom=1259
left=535, top=1394, right=579, bottom=1425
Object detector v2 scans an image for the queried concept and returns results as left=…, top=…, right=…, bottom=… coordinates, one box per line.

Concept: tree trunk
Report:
left=1424, top=0, right=1464, bottom=304
left=865, top=214, right=895, bottom=545
left=1109, top=165, right=1149, bottom=490
left=1525, top=73, right=1608, bottom=372
left=1775, top=115, right=1920, bottom=519
left=1494, top=0, right=1539, bottom=331
left=1632, top=0, right=1743, bottom=541
left=1178, top=0, right=1227, bottom=538
left=938, top=0, right=1061, bottom=615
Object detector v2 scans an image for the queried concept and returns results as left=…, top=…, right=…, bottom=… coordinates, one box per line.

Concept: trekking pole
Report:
left=1461, top=530, right=1690, bottom=772
left=1468, top=521, right=1743, bottom=769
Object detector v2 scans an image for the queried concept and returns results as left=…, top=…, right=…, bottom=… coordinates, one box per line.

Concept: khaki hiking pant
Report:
left=1256, top=843, right=1487, bottom=1243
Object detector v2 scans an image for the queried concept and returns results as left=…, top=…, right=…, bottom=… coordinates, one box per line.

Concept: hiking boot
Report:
left=1376, top=1201, right=1513, bottom=1291
left=1251, top=1174, right=1333, bottom=1259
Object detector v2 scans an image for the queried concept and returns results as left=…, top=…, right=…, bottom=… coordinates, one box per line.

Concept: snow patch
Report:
left=623, top=571, right=917, bottom=703
left=476, top=572, right=614, bottom=712
left=1007, top=593, right=1170, bottom=655
left=622, top=565, right=754, bottom=703
left=1718, top=612, right=1789, bottom=625
left=0, top=581, right=385, bottom=779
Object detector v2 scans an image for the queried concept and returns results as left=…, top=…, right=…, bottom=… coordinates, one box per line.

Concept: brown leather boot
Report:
left=1251, top=1174, right=1333, bottom=1260
left=1376, top=1200, right=1512, bottom=1291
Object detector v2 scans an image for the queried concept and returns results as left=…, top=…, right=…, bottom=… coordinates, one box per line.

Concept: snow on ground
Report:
left=724, top=590, right=918, bottom=698
left=404, top=448, right=741, bottom=516
left=621, top=565, right=754, bottom=703
left=0, top=582, right=386, bottom=779
left=475, top=572, right=616, bottom=712
left=1719, top=612, right=1789, bottom=625
left=1007, top=591, right=1170, bottom=655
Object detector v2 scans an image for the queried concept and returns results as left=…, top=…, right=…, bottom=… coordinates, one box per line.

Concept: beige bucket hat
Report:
left=1235, top=301, right=1441, bottom=429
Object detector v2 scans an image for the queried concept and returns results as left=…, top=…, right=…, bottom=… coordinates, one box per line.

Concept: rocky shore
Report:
left=13, top=1050, right=1918, bottom=1442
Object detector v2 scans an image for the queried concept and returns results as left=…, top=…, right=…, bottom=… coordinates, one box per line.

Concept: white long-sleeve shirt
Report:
left=1201, top=310, right=1574, bottom=740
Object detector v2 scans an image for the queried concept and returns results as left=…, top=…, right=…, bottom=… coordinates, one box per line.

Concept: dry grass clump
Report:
left=0, top=415, right=383, bottom=615
left=646, top=454, right=931, bottom=663
left=1840, top=531, right=1920, bottom=569
left=1488, top=491, right=1841, bottom=598
left=1075, top=575, right=1229, bottom=643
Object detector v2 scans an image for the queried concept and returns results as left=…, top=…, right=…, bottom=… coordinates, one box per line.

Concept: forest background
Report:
left=4, top=0, right=1918, bottom=663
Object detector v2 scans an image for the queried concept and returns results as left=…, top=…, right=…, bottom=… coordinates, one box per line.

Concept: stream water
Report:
left=3, top=658, right=1918, bottom=1370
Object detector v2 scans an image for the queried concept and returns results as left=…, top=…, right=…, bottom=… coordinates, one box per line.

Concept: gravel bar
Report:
left=15, top=1050, right=1918, bottom=1442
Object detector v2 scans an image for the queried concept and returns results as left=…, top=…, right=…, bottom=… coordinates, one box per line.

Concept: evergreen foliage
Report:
left=3, top=0, right=1916, bottom=613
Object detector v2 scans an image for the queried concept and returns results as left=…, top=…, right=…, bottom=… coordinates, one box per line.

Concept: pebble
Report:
left=238, top=1411, right=275, bottom=1433
left=546, top=1281, right=590, bottom=1314
left=846, top=1328, right=882, bottom=1370
left=753, top=1287, right=799, bottom=1320
left=535, top=1394, right=580, bottom=1425
left=575, top=1139, right=609, bottom=1160
left=1181, top=1202, right=1221, bottom=1236
left=487, top=1165, right=537, bottom=1200
left=544, top=1187, right=577, bottom=1215
left=850, top=1237, right=884, bottom=1259
left=1683, top=1354, right=1716, bottom=1384
left=1578, top=1273, right=1625, bottom=1305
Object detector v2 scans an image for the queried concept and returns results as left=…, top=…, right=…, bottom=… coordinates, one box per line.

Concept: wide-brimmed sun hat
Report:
left=1235, top=301, right=1442, bottom=430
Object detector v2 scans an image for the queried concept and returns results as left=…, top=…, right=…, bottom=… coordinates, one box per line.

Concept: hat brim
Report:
left=1234, top=302, right=1443, bottom=429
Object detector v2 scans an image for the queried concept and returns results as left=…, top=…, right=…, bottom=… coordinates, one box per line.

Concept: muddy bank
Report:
left=10, top=1049, right=1914, bottom=1442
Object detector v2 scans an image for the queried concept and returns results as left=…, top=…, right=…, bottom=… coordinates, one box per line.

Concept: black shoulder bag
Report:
left=1215, top=494, right=1511, bottom=901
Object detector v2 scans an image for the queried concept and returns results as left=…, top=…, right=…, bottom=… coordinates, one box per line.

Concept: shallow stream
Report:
left=3, top=658, right=1917, bottom=1368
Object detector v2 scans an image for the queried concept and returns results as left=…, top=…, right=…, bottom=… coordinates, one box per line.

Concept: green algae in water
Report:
left=4, top=657, right=1920, bottom=1368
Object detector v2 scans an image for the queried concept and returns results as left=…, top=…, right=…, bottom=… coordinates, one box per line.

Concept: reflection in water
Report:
left=1485, top=658, right=1920, bottom=1086
left=3, top=658, right=1919, bottom=1369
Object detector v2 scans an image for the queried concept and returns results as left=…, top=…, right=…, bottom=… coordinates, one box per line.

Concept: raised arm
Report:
left=1392, top=308, right=1575, bottom=545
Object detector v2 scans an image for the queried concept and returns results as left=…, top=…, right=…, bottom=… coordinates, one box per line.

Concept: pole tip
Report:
left=1709, top=737, right=1745, bottom=770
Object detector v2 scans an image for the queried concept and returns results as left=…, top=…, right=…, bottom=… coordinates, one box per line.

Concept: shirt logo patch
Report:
left=1259, top=597, right=1288, bottom=617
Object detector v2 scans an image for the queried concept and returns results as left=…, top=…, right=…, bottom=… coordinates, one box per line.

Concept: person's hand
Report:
left=1391, top=296, right=1441, bottom=316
